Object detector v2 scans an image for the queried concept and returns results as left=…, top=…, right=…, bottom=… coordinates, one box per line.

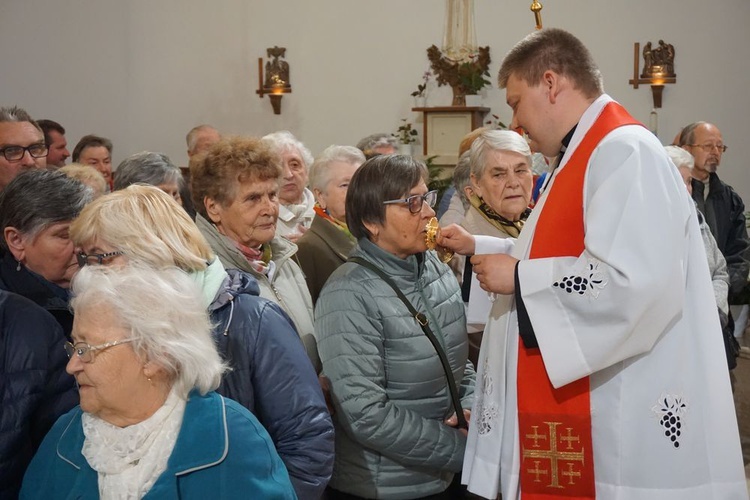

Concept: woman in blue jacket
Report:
left=70, top=184, right=334, bottom=499
left=22, top=264, right=295, bottom=499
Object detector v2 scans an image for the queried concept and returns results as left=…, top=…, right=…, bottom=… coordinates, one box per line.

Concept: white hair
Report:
left=664, top=145, right=694, bottom=170
left=469, top=129, right=532, bottom=179
left=356, top=133, right=398, bottom=154
left=308, top=145, right=365, bottom=192
left=70, top=265, right=227, bottom=398
left=262, top=130, right=314, bottom=169
left=453, top=151, right=473, bottom=211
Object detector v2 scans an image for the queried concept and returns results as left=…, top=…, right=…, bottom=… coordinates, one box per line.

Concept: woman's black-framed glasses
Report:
left=76, top=251, right=124, bottom=267
left=382, top=190, right=438, bottom=214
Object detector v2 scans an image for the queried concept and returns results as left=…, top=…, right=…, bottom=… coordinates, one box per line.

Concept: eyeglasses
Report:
left=0, top=143, right=49, bottom=161
left=688, top=143, right=728, bottom=153
left=76, top=250, right=124, bottom=267
left=382, top=190, right=438, bottom=214
left=64, top=338, right=135, bottom=363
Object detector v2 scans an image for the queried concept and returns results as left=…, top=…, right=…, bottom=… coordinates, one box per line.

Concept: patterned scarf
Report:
left=469, top=193, right=530, bottom=238
left=234, top=241, right=273, bottom=276
left=313, top=203, right=354, bottom=241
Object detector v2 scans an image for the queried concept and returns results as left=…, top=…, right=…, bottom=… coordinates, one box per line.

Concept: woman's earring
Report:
left=16, top=260, right=21, bottom=272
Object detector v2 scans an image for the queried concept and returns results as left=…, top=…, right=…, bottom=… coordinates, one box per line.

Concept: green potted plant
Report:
left=425, top=155, right=451, bottom=205
left=392, top=119, right=419, bottom=155
left=458, top=60, right=491, bottom=96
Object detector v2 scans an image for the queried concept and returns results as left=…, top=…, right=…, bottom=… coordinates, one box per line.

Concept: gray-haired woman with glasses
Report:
left=21, top=265, right=296, bottom=499
left=315, top=154, right=476, bottom=499
left=0, top=169, right=92, bottom=338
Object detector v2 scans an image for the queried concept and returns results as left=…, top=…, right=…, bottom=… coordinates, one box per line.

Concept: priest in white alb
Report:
left=438, top=28, right=747, bottom=500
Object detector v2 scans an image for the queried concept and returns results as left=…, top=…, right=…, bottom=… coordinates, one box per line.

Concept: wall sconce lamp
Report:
left=629, top=40, right=676, bottom=109
left=257, top=46, right=292, bottom=115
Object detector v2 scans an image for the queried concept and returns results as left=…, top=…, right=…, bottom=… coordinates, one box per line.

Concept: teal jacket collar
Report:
left=55, top=391, right=230, bottom=489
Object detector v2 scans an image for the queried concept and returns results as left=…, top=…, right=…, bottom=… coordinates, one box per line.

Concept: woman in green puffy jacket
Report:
left=316, top=155, right=476, bottom=500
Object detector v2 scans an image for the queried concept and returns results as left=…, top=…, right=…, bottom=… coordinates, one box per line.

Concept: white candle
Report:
left=649, top=109, right=658, bottom=135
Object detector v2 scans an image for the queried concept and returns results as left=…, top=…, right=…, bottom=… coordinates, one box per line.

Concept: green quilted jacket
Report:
left=315, top=238, right=476, bottom=499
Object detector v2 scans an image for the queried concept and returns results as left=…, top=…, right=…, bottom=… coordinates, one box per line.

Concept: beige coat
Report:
left=196, top=214, right=319, bottom=371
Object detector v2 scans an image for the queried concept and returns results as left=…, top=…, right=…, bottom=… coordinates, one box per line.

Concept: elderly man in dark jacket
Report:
left=0, top=289, right=78, bottom=498
left=681, top=122, right=749, bottom=301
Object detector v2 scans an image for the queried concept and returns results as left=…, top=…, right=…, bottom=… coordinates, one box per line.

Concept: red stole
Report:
left=517, top=102, right=641, bottom=499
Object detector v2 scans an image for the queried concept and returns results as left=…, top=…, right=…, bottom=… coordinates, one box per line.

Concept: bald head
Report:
left=186, top=125, right=220, bottom=158
left=679, top=122, right=725, bottom=182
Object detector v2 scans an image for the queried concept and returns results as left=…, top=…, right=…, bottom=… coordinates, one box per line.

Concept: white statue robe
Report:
left=462, top=95, right=747, bottom=499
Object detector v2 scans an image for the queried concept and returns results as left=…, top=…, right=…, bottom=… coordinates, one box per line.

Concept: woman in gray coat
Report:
left=315, top=155, right=476, bottom=500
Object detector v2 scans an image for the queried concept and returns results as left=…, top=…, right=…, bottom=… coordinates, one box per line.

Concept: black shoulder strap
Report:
left=348, top=256, right=468, bottom=429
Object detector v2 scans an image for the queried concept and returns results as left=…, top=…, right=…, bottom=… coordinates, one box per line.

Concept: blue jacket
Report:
left=20, top=391, right=297, bottom=499
left=211, top=269, right=333, bottom=499
left=0, top=251, right=74, bottom=340
left=0, top=290, right=78, bottom=499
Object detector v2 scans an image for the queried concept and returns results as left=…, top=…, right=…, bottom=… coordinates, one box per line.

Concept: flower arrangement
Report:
left=411, top=71, right=432, bottom=98
left=392, top=119, right=419, bottom=145
left=427, top=45, right=491, bottom=105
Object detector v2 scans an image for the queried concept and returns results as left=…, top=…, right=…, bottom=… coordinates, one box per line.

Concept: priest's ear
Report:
left=542, top=70, right=563, bottom=104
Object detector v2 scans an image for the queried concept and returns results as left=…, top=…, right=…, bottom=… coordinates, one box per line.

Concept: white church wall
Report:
left=0, top=0, right=748, bottom=201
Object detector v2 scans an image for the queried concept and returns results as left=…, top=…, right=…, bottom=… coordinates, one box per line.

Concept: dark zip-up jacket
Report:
left=1, top=290, right=77, bottom=498
left=211, top=269, right=333, bottom=499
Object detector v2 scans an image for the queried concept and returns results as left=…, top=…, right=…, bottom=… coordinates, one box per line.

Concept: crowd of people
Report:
left=1, top=28, right=748, bottom=500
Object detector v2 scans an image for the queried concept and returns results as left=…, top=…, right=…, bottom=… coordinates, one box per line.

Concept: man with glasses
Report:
left=679, top=122, right=749, bottom=311
left=0, top=106, right=47, bottom=190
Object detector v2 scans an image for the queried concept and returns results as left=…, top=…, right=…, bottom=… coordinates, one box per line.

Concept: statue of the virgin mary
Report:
left=442, top=0, right=477, bottom=63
